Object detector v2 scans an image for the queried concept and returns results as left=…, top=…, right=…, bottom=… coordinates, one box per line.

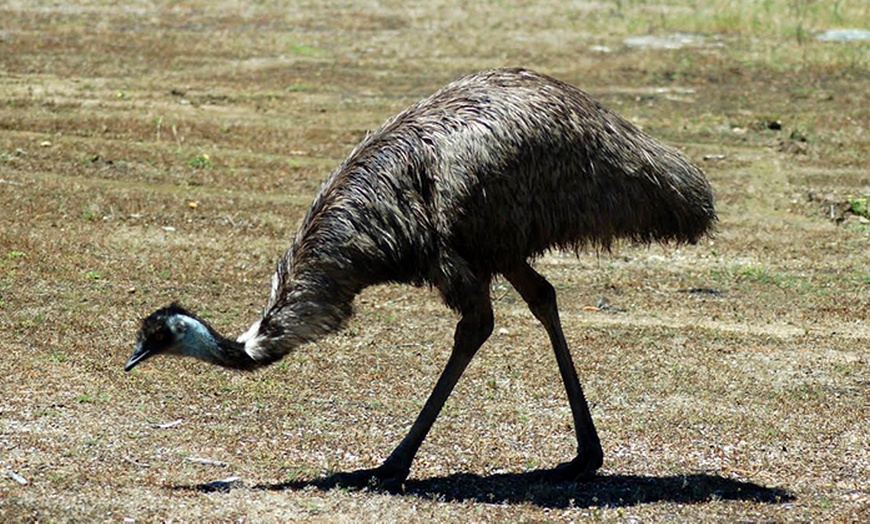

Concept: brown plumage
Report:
left=126, top=68, right=716, bottom=491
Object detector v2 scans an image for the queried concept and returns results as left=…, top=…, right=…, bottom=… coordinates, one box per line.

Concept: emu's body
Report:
left=126, top=68, right=715, bottom=490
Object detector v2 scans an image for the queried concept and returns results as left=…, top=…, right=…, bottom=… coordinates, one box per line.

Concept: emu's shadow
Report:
left=254, top=469, right=794, bottom=509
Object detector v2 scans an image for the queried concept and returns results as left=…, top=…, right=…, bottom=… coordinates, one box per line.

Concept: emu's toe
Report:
left=543, top=450, right=604, bottom=483
left=335, top=465, right=409, bottom=493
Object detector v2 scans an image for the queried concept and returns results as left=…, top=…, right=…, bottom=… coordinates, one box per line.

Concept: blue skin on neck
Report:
left=170, top=314, right=222, bottom=363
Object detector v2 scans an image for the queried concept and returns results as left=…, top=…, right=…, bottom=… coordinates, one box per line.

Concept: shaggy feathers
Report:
left=254, top=68, right=714, bottom=359
left=129, top=67, right=715, bottom=369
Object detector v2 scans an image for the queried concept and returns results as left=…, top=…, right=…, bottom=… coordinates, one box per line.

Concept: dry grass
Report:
left=1, top=1, right=868, bottom=522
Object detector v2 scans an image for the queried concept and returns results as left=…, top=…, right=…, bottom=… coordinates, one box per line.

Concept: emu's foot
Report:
left=543, top=450, right=604, bottom=483
left=334, top=464, right=409, bottom=494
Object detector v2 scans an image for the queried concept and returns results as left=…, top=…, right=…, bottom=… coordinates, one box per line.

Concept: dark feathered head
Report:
left=125, top=303, right=201, bottom=371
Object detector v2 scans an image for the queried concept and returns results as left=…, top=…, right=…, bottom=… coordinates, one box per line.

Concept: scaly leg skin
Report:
left=336, top=283, right=494, bottom=493
left=506, top=263, right=604, bottom=483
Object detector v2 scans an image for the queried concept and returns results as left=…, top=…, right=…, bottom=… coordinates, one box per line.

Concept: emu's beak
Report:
left=124, top=343, right=153, bottom=372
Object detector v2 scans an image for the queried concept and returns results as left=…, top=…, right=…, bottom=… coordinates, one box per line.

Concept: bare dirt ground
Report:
left=1, top=1, right=868, bottom=522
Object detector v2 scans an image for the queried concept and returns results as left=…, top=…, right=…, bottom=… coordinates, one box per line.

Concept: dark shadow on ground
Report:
left=247, top=469, right=794, bottom=509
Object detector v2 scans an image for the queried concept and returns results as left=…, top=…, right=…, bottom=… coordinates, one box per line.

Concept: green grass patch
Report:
left=849, top=196, right=868, bottom=218
left=188, top=153, right=213, bottom=169
left=19, top=314, right=45, bottom=328
left=76, top=393, right=97, bottom=403
left=742, top=265, right=788, bottom=286
left=288, top=43, right=328, bottom=57
left=711, top=264, right=808, bottom=290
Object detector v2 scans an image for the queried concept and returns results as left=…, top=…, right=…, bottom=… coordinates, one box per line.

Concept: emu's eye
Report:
left=154, top=332, right=165, bottom=341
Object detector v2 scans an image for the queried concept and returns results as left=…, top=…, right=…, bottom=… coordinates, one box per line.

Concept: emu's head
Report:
left=125, top=303, right=207, bottom=371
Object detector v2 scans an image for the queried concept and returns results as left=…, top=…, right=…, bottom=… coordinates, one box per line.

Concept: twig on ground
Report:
left=6, top=469, right=28, bottom=485
left=185, top=456, right=228, bottom=467
left=154, top=419, right=184, bottom=429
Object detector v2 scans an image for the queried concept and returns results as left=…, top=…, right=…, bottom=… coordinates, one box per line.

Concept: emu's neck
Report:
left=237, top=258, right=360, bottom=365
left=173, top=315, right=261, bottom=370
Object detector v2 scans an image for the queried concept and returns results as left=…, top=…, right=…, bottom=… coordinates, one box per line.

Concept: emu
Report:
left=125, top=68, right=715, bottom=491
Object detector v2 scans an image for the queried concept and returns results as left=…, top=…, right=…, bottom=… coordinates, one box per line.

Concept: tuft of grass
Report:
left=288, top=43, right=327, bottom=57
left=76, top=393, right=97, bottom=403
left=286, top=82, right=316, bottom=92
left=49, top=473, right=66, bottom=483
left=75, top=392, right=111, bottom=404
left=83, top=207, right=99, bottom=222
left=19, top=314, right=45, bottom=328
left=737, top=265, right=776, bottom=284
left=849, top=196, right=868, bottom=218
left=188, top=153, right=213, bottom=169
left=713, top=264, right=805, bottom=289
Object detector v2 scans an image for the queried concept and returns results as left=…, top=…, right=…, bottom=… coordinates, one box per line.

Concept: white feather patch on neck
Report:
left=237, top=319, right=261, bottom=343
left=244, top=338, right=269, bottom=361
left=238, top=319, right=270, bottom=361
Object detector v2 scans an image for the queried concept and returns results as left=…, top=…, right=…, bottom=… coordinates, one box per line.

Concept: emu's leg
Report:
left=505, top=262, right=603, bottom=481
left=337, top=286, right=494, bottom=492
